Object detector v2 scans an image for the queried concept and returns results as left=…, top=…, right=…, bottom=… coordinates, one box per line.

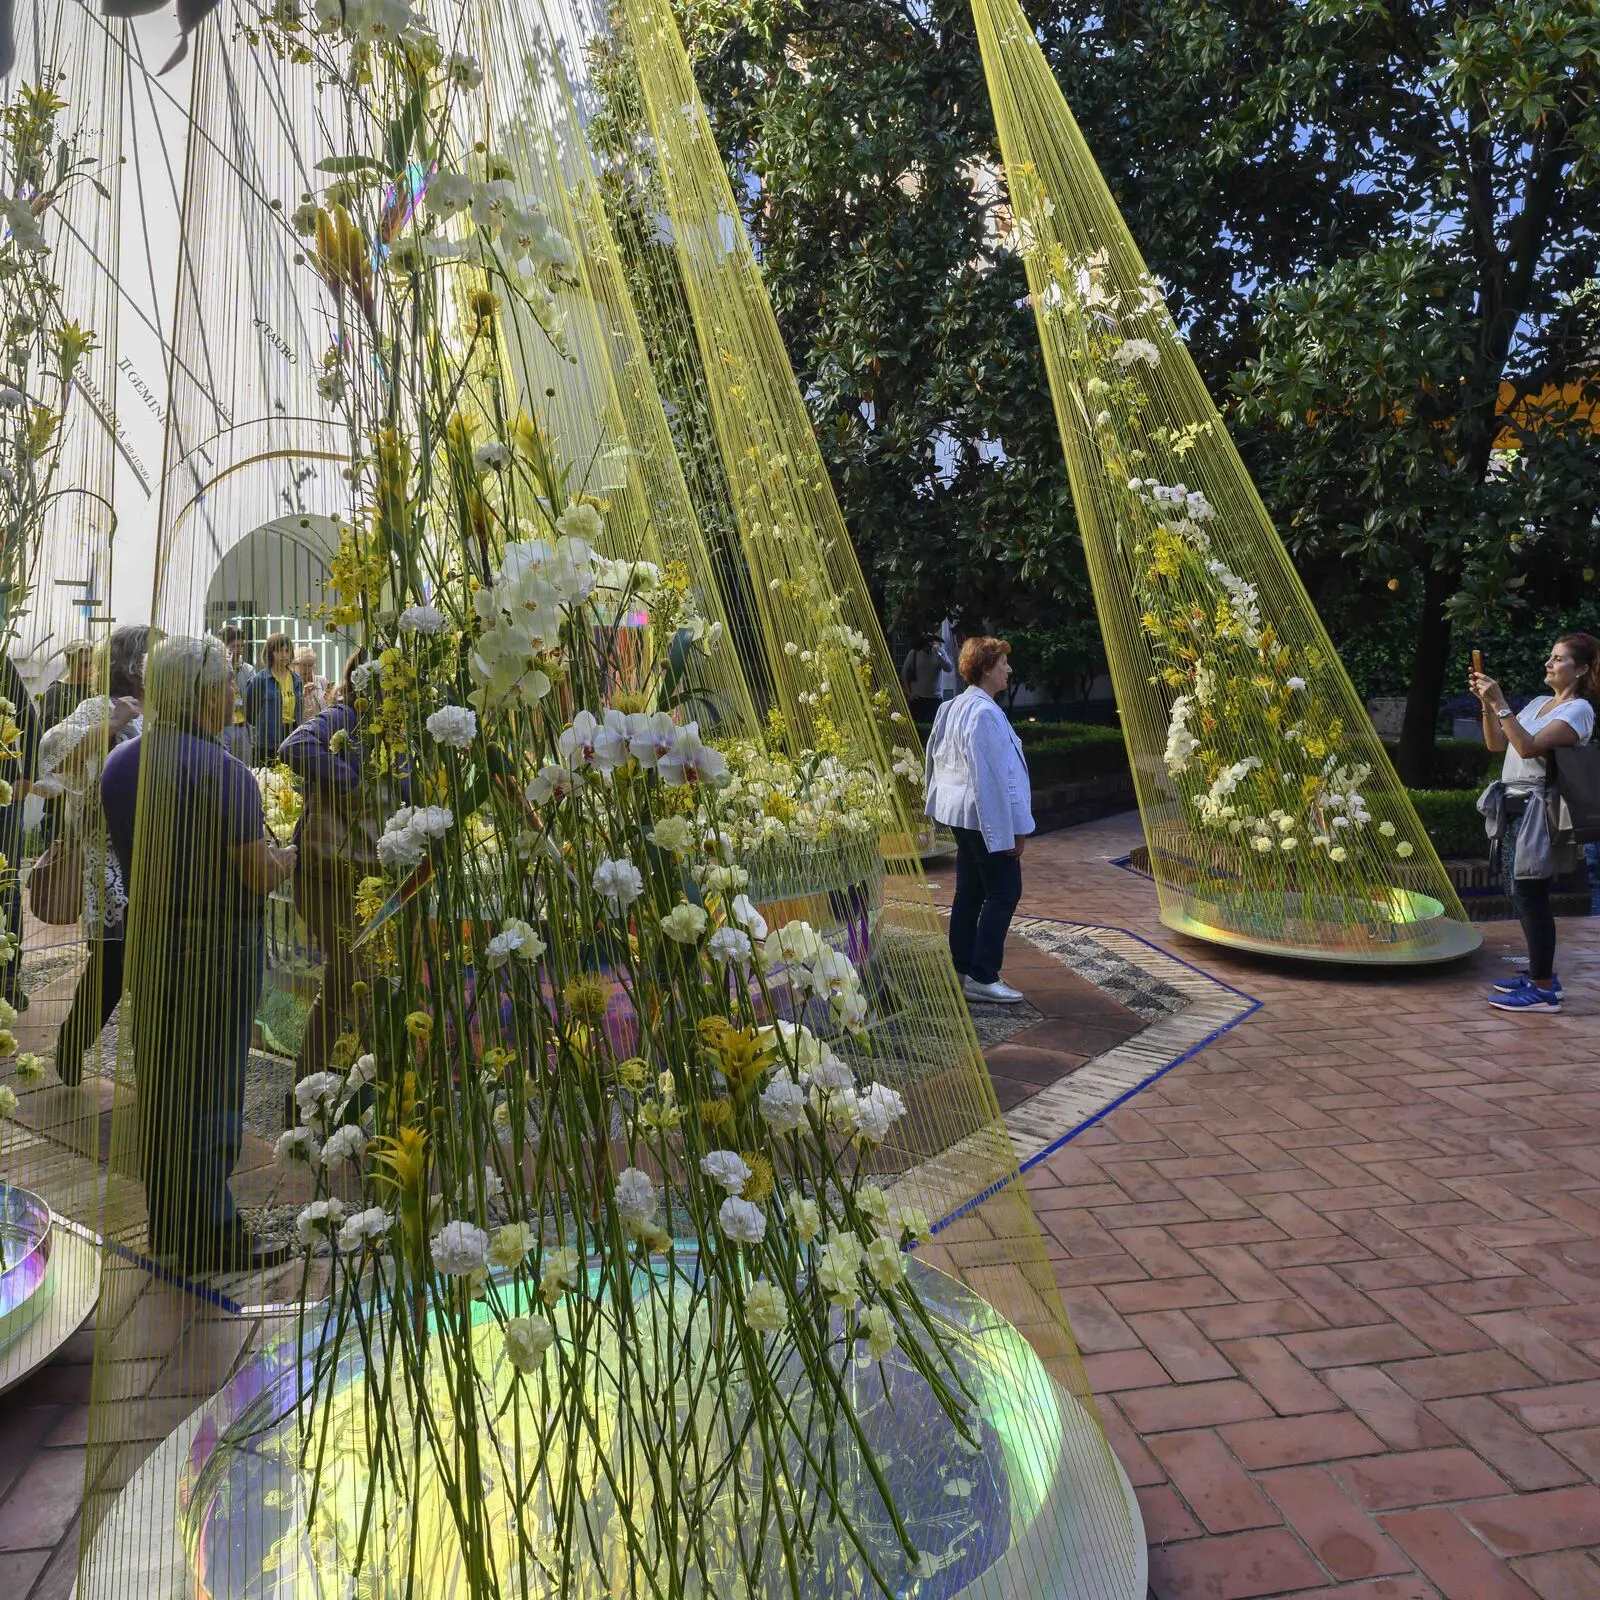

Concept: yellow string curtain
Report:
left=0, top=0, right=123, bottom=1391
left=71, top=0, right=1144, bottom=1594
left=971, top=0, right=1478, bottom=965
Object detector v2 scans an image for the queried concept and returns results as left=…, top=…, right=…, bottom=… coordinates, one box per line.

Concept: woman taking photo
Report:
left=924, top=635, right=1034, bottom=1004
left=1471, top=632, right=1599, bottom=1015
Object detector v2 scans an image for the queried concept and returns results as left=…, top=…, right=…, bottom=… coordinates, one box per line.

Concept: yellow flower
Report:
left=370, top=1124, right=429, bottom=1194
left=613, top=1057, right=650, bottom=1091
left=404, top=1011, right=433, bottom=1043
left=740, top=1151, right=776, bottom=1205
left=483, top=1046, right=517, bottom=1076
left=355, top=876, right=388, bottom=926
left=699, top=1097, right=734, bottom=1131
left=699, top=1017, right=774, bottom=1092
left=563, top=974, right=610, bottom=1024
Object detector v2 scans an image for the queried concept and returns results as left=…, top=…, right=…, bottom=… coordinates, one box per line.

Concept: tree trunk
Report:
left=1394, top=565, right=1457, bottom=786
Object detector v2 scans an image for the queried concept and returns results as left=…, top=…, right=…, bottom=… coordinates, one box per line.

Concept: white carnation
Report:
left=592, top=857, right=644, bottom=912
left=759, top=1073, right=808, bottom=1135
left=426, top=705, right=478, bottom=749
left=399, top=603, right=448, bottom=634
left=708, top=926, right=752, bottom=965
left=337, top=1207, right=392, bottom=1253
left=320, top=1124, right=370, bottom=1168
left=614, top=1167, right=658, bottom=1233
left=485, top=918, right=546, bottom=968
left=430, top=1219, right=490, bottom=1276
left=701, top=1150, right=752, bottom=1195
left=718, top=1196, right=767, bottom=1244
left=297, top=1198, right=347, bottom=1247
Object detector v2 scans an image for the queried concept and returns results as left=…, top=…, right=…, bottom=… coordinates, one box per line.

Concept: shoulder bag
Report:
left=1553, top=745, right=1600, bottom=844
left=28, top=833, right=84, bottom=925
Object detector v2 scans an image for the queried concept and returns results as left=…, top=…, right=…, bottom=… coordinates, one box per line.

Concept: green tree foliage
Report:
left=665, top=0, right=1600, bottom=776
left=629, top=0, right=1096, bottom=646
left=1048, top=0, right=1600, bottom=781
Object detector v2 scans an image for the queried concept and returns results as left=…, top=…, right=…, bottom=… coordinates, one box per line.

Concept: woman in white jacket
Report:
left=923, top=636, right=1034, bottom=1004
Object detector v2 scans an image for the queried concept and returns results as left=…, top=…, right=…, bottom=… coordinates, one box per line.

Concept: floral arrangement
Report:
left=240, top=1, right=972, bottom=1590
left=254, top=762, right=305, bottom=844
left=1, top=77, right=102, bottom=625
left=1012, top=180, right=1417, bottom=886
left=1, top=77, right=103, bottom=1100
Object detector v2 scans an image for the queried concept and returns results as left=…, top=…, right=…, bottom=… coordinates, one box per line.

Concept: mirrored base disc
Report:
left=78, top=1261, right=1147, bottom=1599
left=0, top=1205, right=100, bottom=1398
left=1162, top=889, right=1482, bottom=967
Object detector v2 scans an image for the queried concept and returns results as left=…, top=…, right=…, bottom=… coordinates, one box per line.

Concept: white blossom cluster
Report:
left=377, top=804, right=454, bottom=872
left=1129, top=478, right=1217, bottom=549
left=1163, top=693, right=1198, bottom=777
left=468, top=530, right=595, bottom=712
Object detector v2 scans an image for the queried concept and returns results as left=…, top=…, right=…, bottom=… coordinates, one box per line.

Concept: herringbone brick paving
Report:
left=2, top=814, right=1597, bottom=1598
left=998, top=816, right=1600, bottom=1598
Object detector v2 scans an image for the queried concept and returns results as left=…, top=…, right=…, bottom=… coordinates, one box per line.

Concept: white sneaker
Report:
left=963, top=976, right=1025, bottom=1005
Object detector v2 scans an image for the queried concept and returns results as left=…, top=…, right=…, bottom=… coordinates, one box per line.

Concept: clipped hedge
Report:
left=915, top=717, right=1132, bottom=789
left=1017, top=722, right=1130, bottom=787
left=1407, top=789, right=1487, bottom=859
left=1384, top=738, right=1498, bottom=791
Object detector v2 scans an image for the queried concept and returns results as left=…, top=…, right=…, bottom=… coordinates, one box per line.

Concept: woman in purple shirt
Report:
left=278, top=650, right=377, bottom=1078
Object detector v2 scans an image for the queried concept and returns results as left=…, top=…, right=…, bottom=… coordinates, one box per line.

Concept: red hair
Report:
left=958, top=636, right=1010, bottom=686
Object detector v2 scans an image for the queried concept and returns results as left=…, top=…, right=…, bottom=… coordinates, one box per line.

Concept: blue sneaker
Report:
left=1488, top=980, right=1562, bottom=1013
left=1492, top=972, right=1561, bottom=997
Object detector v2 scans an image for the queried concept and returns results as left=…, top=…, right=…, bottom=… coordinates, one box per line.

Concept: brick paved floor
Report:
left=983, top=816, right=1600, bottom=1600
left=3, top=813, right=1599, bottom=1598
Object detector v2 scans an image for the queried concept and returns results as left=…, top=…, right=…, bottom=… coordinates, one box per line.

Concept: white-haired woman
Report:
left=101, top=636, right=296, bottom=1272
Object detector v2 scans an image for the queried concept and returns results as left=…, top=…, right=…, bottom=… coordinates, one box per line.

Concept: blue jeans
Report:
left=1502, top=809, right=1557, bottom=983
left=136, top=919, right=264, bottom=1248
left=1587, top=840, right=1600, bottom=917
left=949, top=826, right=1022, bottom=985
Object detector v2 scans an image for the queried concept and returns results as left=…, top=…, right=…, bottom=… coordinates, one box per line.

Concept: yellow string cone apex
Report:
left=71, top=1, right=1142, bottom=1596
left=972, top=0, right=1478, bottom=965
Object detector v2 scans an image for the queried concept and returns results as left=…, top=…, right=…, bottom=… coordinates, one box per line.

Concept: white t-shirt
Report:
left=1502, top=695, right=1596, bottom=794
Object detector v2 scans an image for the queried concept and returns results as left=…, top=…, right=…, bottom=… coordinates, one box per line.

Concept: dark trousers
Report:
left=56, top=936, right=126, bottom=1085
left=294, top=864, right=359, bottom=1078
left=1503, top=809, right=1558, bottom=983
left=949, top=825, right=1022, bottom=985
left=136, top=921, right=264, bottom=1251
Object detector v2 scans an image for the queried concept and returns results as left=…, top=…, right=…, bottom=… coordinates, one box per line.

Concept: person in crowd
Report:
left=294, top=646, right=329, bottom=722
left=924, top=635, right=1034, bottom=1005
left=243, top=632, right=304, bottom=758
left=220, top=624, right=254, bottom=764
left=0, top=652, right=38, bottom=1012
left=35, top=626, right=153, bottom=1084
left=1471, top=632, right=1600, bottom=1015
left=102, top=636, right=296, bottom=1271
left=900, top=638, right=953, bottom=723
left=41, top=640, right=96, bottom=730
left=280, top=650, right=375, bottom=1079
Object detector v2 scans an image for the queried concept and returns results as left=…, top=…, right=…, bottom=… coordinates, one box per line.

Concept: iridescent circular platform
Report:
left=84, top=1258, right=1146, bottom=1598
left=1162, top=885, right=1482, bottom=966
left=0, top=1183, right=100, bottom=1396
